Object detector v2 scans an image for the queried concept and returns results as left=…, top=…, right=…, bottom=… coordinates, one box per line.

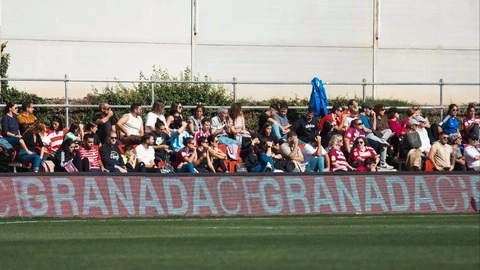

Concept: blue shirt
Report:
left=440, top=116, right=460, bottom=135
left=1, top=114, right=20, bottom=137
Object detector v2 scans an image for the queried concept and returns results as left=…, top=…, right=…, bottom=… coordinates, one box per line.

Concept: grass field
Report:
left=0, top=214, right=479, bottom=270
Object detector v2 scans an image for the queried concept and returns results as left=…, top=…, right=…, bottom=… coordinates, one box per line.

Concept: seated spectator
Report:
left=83, top=122, right=101, bottom=146
left=151, top=120, right=172, bottom=162
left=412, top=105, right=431, bottom=128
left=121, top=144, right=146, bottom=173
left=170, top=118, right=191, bottom=153
left=258, top=104, right=283, bottom=138
left=400, top=108, right=416, bottom=135
left=134, top=134, right=158, bottom=172
left=302, top=135, right=330, bottom=172
left=318, top=104, right=344, bottom=134
left=194, top=136, right=214, bottom=173
left=464, top=133, right=480, bottom=171
left=45, top=116, right=65, bottom=154
left=463, top=104, right=479, bottom=139
left=165, top=102, right=183, bottom=131
left=387, top=107, right=402, bottom=156
left=402, top=119, right=424, bottom=171
left=78, top=133, right=107, bottom=172
left=54, top=139, right=89, bottom=172
left=359, top=102, right=390, bottom=168
left=449, top=133, right=466, bottom=171
left=291, top=108, right=318, bottom=144
left=210, top=107, right=241, bottom=146
left=193, top=118, right=211, bottom=146
left=328, top=134, right=354, bottom=172
left=145, top=100, right=166, bottom=134
left=100, top=131, right=127, bottom=173
left=240, top=136, right=273, bottom=173
left=343, top=118, right=366, bottom=156
left=280, top=131, right=305, bottom=172
left=175, top=137, right=198, bottom=173
left=187, top=104, right=205, bottom=136
left=428, top=131, right=454, bottom=171
left=259, top=122, right=277, bottom=144
left=17, top=100, right=37, bottom=134
left=207, top=134, right=229, bottom=173
left=350, top=136, right=379, bottom=168
left=1, top=102, right=21, bottom=146
left=64, top=122, right=84, bottom=142
left=319, top=121, right=338, bottom=149
left=117, top=103, right=144, bottom=145
left=356, top=157, right=378, bottom=172
left=438, top=104, right=460, bottom=135
left=230, top=102, right=251, bottom=144
left=273, top=102, right=292, bottom=138
left=416, top=116, right=432, bottom=155
left=17, top=121, right=46, bottom=173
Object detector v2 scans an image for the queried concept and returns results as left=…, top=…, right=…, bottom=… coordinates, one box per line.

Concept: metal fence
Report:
left=1, top=76, right=479, bottom=127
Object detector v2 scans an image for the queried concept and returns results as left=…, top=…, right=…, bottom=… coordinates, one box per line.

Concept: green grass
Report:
left=0, top=214, right=479, bottom=270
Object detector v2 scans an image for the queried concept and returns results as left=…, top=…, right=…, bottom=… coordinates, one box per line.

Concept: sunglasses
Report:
left=357, top=141, right=365, bottom=144
left=356, top=122, right=364, bottom=125
left=110, top=137, right=117, bottom=139
left=441, top=136, right=449, bottom=140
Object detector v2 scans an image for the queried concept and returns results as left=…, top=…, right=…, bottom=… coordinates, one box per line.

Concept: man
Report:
left=151, top=120, right=171, bottom=162
left=117, top=103, right=144, bottom=144
left=79, top=133, right=108, bottom=172
left=99, top=131, right=127, bottom=173
left=93, top=102, right=117, bottom=144
left=134, top=133, right=158, bottom=172
left=343, top=99, right=358, bottom=118
left=194, top=118, right=211, bottom=146
left=302, top=135, right=330, bottom=172
left=273, top=103, right=291, bottom=138
left=17, top=100, right=37, bottom=134
left=258, top=104, right=284, bottom=138
left=464, top=133, right=480, bottom=171
left=210, top=107, right=240, bottom=146
left=280, top=131, right=305, bottom=172
left=428, top=131, right=454, bottom=171
left=291, top=108, right=318, bottom=144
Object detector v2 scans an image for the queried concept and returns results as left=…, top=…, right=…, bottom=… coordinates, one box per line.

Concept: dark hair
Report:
left=286, top=131, right=297, bottom=138
left=130, top=103, right=142, bottom=112
left=197, top=136, right=207, bottom=146
left=201, top=118, right=210, bottom=125
left=155, top=120, right=166, bottom=129
left=3, top=102, right=15, bottom=114
left=21, top=100, right=33, bottom=111
left=68, top=122, right=82, bottom=134
left=123, top=144, right=133, bottom=152
left=354, top=136, right=370, bottom=147
left=207, top=134, right=217, bottom=144
left=169, top=102, right=181, bottom=116
left=172, top=118, right=183, bottom=129
left=151, top=100, right=165, bottom=115
left=347, top=99, right=357, bottom=106
left=363, top=157, right=376, bottom=167
left=373, top=103, right=385, bottom=114
left=330, top=104, right=343, bottom=114
left=183, top=137, right=194, bottom=147
left=279, top=102, right=289, bottom=110
left=83, top=133, right=95, bottom=142
left=141, top=133, right=153, bottom=144
left=85, top=122, right=97, bottom=131
left=193, top=104, right=205, bottom=115
left=50, top=116, right=64, bottom=131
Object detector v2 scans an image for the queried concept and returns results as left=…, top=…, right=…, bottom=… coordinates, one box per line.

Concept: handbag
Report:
left=64, top=160, right=79, bottom=172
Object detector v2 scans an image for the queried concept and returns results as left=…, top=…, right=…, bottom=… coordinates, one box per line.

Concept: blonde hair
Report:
left=328, top=134, right=343, bottom=149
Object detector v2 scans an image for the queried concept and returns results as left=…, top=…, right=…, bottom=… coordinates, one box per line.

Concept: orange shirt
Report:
left=17, top=113, right=37, bottom=125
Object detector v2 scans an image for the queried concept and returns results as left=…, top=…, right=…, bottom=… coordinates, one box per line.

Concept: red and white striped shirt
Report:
left=79, top=145, right=101, bottom=169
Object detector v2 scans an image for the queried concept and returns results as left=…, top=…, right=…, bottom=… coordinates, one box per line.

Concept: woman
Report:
left=175, top=137, right=197, bottom=173
left=121, top=144, right=146, bottom=173
left=350, top=136, right=379, bottom=168
left=64, top=122, right=84, bottom=142
left=439, top=103, right=460, bottom=135
left=207, top=134, right=229, bottom=172
left=230, top=102, right=250, bottom=143
left=1, top=102, right=21, bottom=146
left=54, top=138, right=89, bottom=172
left=328, top=134, right=354, bottom=172
left=45, top=116, right=65, bottom=154
left=145, top=100, right=167, bottom=133
left=17, top=121, right=46, bottom=173
left=319, top=121, right=338, bottom=149
left=166, top=102, right=183, bottom=130
left=187, top=104, right=205, bottom=136
left=387, top=107, right=402, bottom=157
left=449, top=133, right=466, bottom=171
left=259, top=122, right=277, bottom=145
left=83, top=122, right=101, bottom=146
left=194, top=136, right=214, bottom=173
left=463, top=104, right=479, bottom=139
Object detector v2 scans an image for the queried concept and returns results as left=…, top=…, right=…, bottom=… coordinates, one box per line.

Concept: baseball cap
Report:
left=468, top=133, right=479, bottom=140
left=361, top=102, right=373, bottom=110
left=408, top=118, right=420, bottom=126
left=415, top=116, right=426, bottom=122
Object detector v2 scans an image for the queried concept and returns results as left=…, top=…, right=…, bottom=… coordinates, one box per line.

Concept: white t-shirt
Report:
left=134, top=144, right=155, bottom=165
left=464, top=145, right=480, bottom=169
left=145, top=112, right=166, bottom=133
left=302, top=143, right=326, bottom=163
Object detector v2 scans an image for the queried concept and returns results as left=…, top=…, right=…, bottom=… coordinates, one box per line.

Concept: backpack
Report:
left=40, top=160, right=55, bottom=172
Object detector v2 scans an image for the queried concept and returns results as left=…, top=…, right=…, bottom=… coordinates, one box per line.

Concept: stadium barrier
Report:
left=0, top=173, right=479, bottom=218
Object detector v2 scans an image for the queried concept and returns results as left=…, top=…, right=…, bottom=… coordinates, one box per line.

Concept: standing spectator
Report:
left=463, top=104, right=479, bottom=139
left=291, top=108, right=318, bottom=144
left=280, top=131, right=305, bottom=172
left=145, top=100, right=166, bottom=133
left=134, top=134, right=158, bottom=172
left=17, top=121, right=46, bottom=173
left=210, top=107, right=241, bottom=146
left=100, top=131, right=127, bottom=173
left=449, top=133, right=466, bottom=171
left=54, top=139, right=89, bottom=172
left=79, top=133, right=107, bottom=172
left=17, top=100, right=37, bottom=134
left=428, top=131, right=454, bottom=171
left=165, top=102, right=183, bottom=130
left=273, top=103, right=291, bottom=138
left=328, top=134, right=354, bottom=172
left=464, top=133, right=480, bottom=171
left=93, top=102, right=117, bottom=144
left=1, top=102, right=21, bottom=146
left=439, top=104, right=461, bottom=135
left=187, top=104, right=205, bottom=136
left=302, top=135, right=330, bottom=172
left=117, top=103, right=144, bottom=145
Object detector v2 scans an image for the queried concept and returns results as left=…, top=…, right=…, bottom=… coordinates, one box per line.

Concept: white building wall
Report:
left=0, top=0, right=479, bottom=104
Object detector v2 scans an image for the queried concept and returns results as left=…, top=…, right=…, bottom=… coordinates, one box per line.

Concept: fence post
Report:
left=64, top=74, right=70, bottom=127
left=232, top=77, right=237, bottom=103
left=362, top=78, right=367, bottom=102
left=439, top=78, right=444, bottom=120
left=150, top=76, right=155, bottom=106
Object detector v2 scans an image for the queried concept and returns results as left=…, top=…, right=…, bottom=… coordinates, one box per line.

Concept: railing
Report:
left=1, top=76, right=479, bottom=127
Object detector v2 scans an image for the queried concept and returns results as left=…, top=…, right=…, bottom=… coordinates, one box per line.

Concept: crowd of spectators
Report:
left=0, top=99, right=479, bottom=173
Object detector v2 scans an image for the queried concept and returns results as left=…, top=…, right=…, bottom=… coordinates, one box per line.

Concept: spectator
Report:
left=291, top=108, right=319, bottom=144
left=258, top=104, right=283, bottom=138
left=117, top=103, right=144, bottom=144
left=187, top=104, right=205, bottom=136
left=145, top=100, right=166, bottom=133
left=416, top=116, right=432, bottom=155
left=207, top=134, right=229, bottom=173
left=175, top=137, right=198, bottom=173
left=428, top=131, right=454, bottom=171
left=170, top=118, right=191, bottom=153
left=280, top=131, right=305, bottom=172
left=273, top=102, right=292, bottom=138
left=78, top=133, right=107, bottom=172
left=302, top=135, right=330, bottom=172
left=343, top=118, right=366, bottom=155
left=412, top=105, right=431, bottom=128
left=151, top=120, right=172, bottom=162
left=92, top=102, right=117, bottom=144
left=194, top=136, right=214, bottom=173
left=449, top=133, right=466, bottom=171
left=17, top=100, right=37, bottom=134
left=387, top=107, right=402, bottom=156
left=193, top=118, right=211, bottom=146
left=121, top=144, right=146, bottom=173
left=356, top=157, right=378, bottom=172
left=463, top=104, right=479, bottom=139
left=210, top=107, right=241, bottom=146
left=402, top=119, right=424, bottom=171
left=17, top=121, right=46, bottom=173
left=100, top=131, right=127, bottom=173
left=45, top=116, right=65, bottom=154
left=350, top=136, right=379, bottom=169
left=318, top=104, right=345, bottom=133
left=259, top=122, right=277, bottom=143
left=319, top=121, right=338, bottom=149
left=1, top=102, right=21, bottom=146
left=359, top=102, right=390, bottom=168
left=64, top=122, right=84, bottom=142
left=83, top=122, right=101, bottom=147
left=165, top=102, right=183, bottom=130
left=439, top=104, right=460, bottom=135
left=328, top=134, right=354, bottom=172
left=54, top=138, right=89, bottom=172
left=230, top=102, right=251, bottom=144
left=134, top=133, right=158, bottom=172
left=464, top=133, right=480, bottom=171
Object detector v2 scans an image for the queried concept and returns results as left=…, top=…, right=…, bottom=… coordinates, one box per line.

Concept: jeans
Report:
left=177, top=162, right=195, bottom=173
left=218, top=135, right=241, bottom=146
left=305, top=156, right=325, bottom=172
left=17, top=149, right=41, bottom=171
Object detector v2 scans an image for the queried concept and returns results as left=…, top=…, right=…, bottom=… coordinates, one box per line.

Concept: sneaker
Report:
left=379, top=163, right=394, bottom=170
left=379, top=139, right=390, bottom=147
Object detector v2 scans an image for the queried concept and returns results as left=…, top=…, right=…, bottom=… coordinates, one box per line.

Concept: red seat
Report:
left=217, top=144, right=242, bottom=173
